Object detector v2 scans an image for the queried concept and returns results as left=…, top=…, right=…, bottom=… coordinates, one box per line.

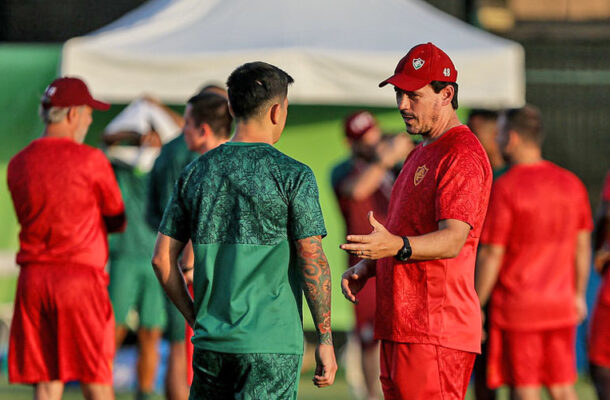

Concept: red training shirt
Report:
left=332, top=158, right=395, bottom=267
left=375, top=125, right=492, bottom=354
left=7, top=137, right=124, bottom=272
left=481, top=161, right=593, bottom=330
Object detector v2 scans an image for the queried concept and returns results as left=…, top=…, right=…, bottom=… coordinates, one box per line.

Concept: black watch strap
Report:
left=394, top=236, right=412, bottom=261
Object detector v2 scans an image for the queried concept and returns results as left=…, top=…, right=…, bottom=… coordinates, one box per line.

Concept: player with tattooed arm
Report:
left=152, top=61, right=337, bottom=399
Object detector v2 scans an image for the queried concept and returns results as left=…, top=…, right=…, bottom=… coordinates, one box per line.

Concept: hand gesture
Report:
left=341, top=260, right=372, bottom=304
left=340, top=211, right=402, bottom=260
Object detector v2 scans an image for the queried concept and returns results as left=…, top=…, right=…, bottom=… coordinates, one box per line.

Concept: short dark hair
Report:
left=503, top=105, right=544, bottom=145
left=468, top=109, right=498, bottom=122
left=226, top=62, right=294, bottom=120
left=430, top=81, right=459, bottom=110
left=186, top=93, right=232, bottom=139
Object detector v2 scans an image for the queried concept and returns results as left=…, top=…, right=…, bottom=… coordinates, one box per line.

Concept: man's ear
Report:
left=66, top=107, right=79, bottom=122
left=227, top=101, right=236, bottom=118
left=269, top=103, right=281, bottom=125
left=440, top=85, right=454, bottom=107
left=507, top=130, right=521, bottom=148
left=199, top=122, right=211, bottom=138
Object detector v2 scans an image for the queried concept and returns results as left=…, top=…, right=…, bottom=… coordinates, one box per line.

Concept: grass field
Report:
left=0, top=374, right=599, bottom=400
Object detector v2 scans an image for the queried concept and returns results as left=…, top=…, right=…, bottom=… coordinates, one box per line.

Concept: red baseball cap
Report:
left=379, top=42, right=457, bottom=91
left=41, top=77, right=110, bottom=111
left=344, top=111, right=377, bottom=140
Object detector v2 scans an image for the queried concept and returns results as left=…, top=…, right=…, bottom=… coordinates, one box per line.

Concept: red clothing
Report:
left=487, top=326, right=576, bottom=388
left=376, top=125, right=492, bottom=354
left=589, top=171, right=610, bottom=367
left=332, top=158, right=394, bottom=266
left=186, top=283, right=194, bottom=385
left=7, top=136, right=124, bottom=384
left=9, top=264, right=115, bottom=384
left=380, top=341, right=475, bottom=400
left=332, top=158, right=395, bottom=344
left=481, top=161, right=593, bottom=330
left=7, top=137, right=124, bottom=271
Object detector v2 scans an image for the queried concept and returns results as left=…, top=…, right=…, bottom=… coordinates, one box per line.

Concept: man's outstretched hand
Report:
left=340, top=211, right=402, bottom=260
left=312, top=344, right=337, bottom=388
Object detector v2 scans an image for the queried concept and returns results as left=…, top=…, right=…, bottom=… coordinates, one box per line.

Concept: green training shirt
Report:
left=160, top=142, right=327, bottom=354
left=109, top=161, right=157, bottom=264
left=146, top=134, right=198, bottom=231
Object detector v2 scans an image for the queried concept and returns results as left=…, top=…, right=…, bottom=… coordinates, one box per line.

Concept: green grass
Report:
left=0, top=374, right=598, bottom=400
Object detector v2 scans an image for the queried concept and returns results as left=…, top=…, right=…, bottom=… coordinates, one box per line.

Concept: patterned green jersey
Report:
left=160, top=142, right=327, bottom=354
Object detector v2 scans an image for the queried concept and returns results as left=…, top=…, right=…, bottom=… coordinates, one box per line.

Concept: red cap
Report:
left=379, top=42, right=457, bottom=91
left=344, top=111, right=377, bottom=140
left=41, top=77, right=110, bottom=111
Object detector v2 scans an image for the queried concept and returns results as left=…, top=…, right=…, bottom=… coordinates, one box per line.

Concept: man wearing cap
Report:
left=331, top=111, right=411, bottom=400
left=7, top=77, right=125, bottom=399
left=341, top=43, right=492, bottom=399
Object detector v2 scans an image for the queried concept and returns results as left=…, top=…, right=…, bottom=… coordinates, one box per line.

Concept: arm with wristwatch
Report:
left=340, top=211, right=470, bottom=303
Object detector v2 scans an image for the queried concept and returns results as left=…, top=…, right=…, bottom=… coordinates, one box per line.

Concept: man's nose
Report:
left=397, top=94, right=410, bottom=110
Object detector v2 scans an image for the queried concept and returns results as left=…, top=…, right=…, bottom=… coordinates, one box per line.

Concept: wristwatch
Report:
left=394, top=236, right=412, bottom=261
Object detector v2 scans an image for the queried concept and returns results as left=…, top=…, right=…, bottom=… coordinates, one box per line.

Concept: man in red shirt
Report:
left=589, top=170, right=610, bottom=399
left=341, top=42, right=492, bottom=399
left=7, top=77, right=125, bottom=400
left=476, top=105, right=592, bottom=400
left=332, top=111, right=412, bottom=400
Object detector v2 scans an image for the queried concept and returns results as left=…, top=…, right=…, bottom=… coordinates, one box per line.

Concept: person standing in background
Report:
left=103, top=96, right=182, bottom=400
left=476, top=105, right=592, bottom=400
left=146, top=84, right=228, bottom=400
left=8, top=77, right=125, bottom=400
left=589, top=170, right=610, bottom=399
left=467, top=108, right=506, bottom=400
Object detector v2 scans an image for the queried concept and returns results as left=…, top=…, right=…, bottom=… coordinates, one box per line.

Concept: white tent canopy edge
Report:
left=61, top=0, right=525, bottom=108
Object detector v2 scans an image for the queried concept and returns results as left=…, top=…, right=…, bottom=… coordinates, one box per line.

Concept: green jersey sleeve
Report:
left=158, top=173, right=190, bottom=243
left=288, top=167, right=327, bottom=240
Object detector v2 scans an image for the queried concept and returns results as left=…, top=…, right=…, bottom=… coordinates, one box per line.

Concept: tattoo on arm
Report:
left=296, top=235, right=333, bottom=345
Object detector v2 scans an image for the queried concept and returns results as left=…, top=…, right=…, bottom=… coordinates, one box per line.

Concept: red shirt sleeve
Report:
left=436, top=149, right=489, bottom=230
left=91, top=149, right=124, bottom=217
left=480, top=180, right=512, bottom=246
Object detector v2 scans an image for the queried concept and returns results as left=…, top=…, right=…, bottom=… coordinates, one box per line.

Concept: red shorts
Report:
left=185, top=283, right=194, bottom=385
left=354, top=277, right=376, bottom=348
left=380, top=340, right=475, bottom=400
left=487, top=325, right=576, bottom=388
left=589, top=302, right=610, bottom=368
left=9, top=264, right=114, bottom=384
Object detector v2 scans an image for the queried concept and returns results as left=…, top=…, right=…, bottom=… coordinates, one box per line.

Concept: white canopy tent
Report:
left=61, top=0, right=525, bottom=108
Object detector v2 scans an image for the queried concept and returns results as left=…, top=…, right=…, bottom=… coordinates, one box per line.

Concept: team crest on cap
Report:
left=412, top=58, right=425, bottom=70
left=45, top=86, right=57, bottom=97
left=414, top=165, right=428, bottom=186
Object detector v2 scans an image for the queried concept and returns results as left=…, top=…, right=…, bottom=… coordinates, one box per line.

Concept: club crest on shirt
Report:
left=414, top=165, right=428, bottom=186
